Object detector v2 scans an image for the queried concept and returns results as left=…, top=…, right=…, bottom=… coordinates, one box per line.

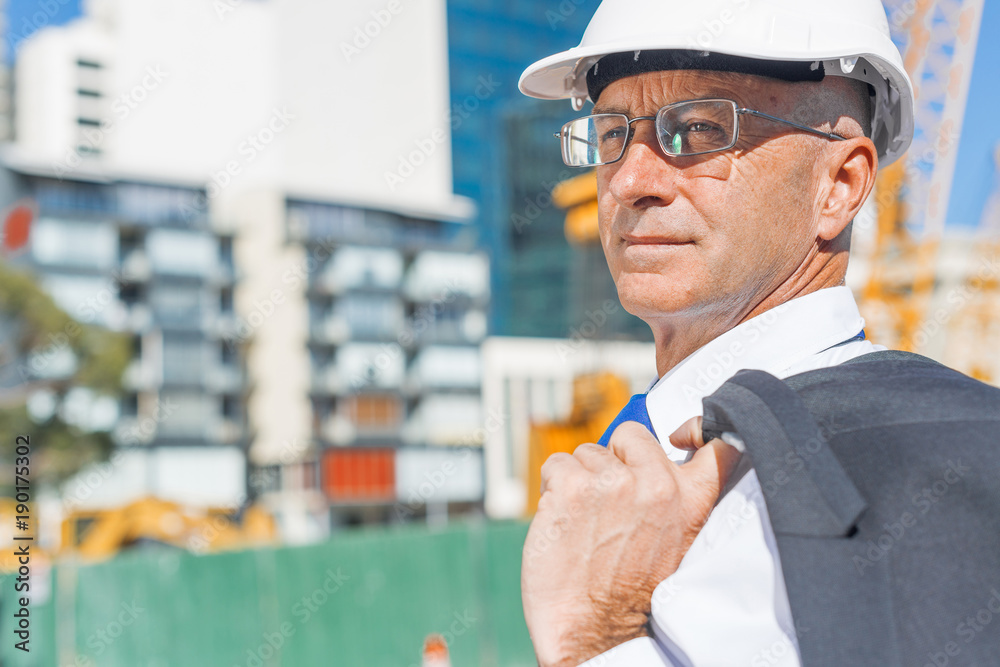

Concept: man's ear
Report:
left=817, top=137, right=878, bottom=242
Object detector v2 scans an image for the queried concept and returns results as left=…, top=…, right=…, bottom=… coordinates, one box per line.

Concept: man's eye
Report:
left=600, top=129, right=624, bottom=143
left=686, top=121, right=721, bottom=133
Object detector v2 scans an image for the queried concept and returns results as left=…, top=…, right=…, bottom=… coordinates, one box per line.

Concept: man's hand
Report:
left=522, top=418, right=741, bottom=667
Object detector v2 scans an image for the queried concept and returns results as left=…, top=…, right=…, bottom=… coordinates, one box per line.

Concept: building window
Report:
left=162, top=336, right=207, bottom=385
left=31, top=218, right=117, bottom=269
left=220, top=287, right=234, bottom=314
left=149, top=284, right=203, bottom=328
left=146, top=229, right=216, bottom=276
left=343, top=394, right=403, bottom=432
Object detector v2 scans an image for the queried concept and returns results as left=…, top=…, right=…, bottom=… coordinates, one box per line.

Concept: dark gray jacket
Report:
left=701, top=350, right=1000, bottom=667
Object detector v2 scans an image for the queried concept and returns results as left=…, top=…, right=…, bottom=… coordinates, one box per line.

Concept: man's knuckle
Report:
left=640, top=475, right=679, bottom=505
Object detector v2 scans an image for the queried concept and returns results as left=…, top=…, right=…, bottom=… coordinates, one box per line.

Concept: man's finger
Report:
left=680, top=437, right=742, bottom=498
left=668, top=416, right=704, bottom=451
left=539, top=452, right=581, bottom=496
left=607, top=421, right=666, bottom=467
left=573, top=442, right=626, bottom=473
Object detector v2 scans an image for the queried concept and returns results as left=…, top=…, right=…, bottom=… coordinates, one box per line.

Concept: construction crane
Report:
left=857, top=0, right=994, bottom=381
left=942, top=144, right=1000, bottom=382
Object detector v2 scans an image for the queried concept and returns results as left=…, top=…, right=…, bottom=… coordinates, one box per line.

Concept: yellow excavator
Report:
left=0, top=496, right=277, bottom=568
left=60, top=496, right=277, bottom=560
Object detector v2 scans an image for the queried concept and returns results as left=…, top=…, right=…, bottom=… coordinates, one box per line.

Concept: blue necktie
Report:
left=597, top=393, right=657, bottom=447
left=596, top=331, right=866, bottom=448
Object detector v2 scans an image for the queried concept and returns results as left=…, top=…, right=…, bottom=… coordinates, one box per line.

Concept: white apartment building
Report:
left=6, top=0, right=486, bottom=542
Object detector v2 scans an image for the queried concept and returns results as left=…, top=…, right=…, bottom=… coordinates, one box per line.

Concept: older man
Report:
left=517, top=1, right=916, bottom=666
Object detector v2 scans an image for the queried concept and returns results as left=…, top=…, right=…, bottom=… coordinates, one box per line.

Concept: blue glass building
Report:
left=446, top=0, right=652, bottom=341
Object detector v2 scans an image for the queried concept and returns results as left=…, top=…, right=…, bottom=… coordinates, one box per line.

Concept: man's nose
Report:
left=606, top=125, right=681, bottom=210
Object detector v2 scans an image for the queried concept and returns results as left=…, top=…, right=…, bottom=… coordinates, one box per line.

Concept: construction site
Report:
left=0, top=0, right=998, bottom=665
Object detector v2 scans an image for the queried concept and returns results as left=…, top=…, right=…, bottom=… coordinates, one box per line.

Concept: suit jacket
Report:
left=700, top=350, right=1000, bottom=666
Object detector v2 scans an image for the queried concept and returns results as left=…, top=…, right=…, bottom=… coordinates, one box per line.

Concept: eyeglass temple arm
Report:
left=555, top=133, right=603, bottom=150
left=738, top=109, right=847, bottom=142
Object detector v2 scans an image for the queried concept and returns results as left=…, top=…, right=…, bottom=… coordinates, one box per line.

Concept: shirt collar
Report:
left=645, top=286, right=865, bottom=459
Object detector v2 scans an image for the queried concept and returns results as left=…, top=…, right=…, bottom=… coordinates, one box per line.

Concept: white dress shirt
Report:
left=580, top=286, right=883, bottom=667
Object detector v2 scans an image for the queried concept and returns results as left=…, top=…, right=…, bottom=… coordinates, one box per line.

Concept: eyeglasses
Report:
left=555, top=98, right=847, bottom=167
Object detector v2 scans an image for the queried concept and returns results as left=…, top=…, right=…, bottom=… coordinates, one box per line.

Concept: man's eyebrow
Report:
left=592, top=92, right=747, bottom=117
left=591, top=105, right=629, bottom=115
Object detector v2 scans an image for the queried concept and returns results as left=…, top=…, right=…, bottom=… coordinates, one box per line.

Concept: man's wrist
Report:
left=536, top=611, right=650, bottom=667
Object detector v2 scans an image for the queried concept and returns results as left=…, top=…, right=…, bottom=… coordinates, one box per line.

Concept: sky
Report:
left=5, top=0, right=82, bottom=62
left=3, top=0, right=998, bottom=229
left=946, top=0, right=1000, bottom=229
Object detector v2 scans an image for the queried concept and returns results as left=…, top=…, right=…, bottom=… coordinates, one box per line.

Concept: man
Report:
left=516, top=1, right=918, bottom=665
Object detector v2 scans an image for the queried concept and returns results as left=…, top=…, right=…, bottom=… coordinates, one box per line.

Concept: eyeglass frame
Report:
left=554, top=98, right=848, bottom=167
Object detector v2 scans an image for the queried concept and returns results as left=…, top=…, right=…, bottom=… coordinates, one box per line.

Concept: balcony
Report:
left=404, top=251, right=489, bottom=304
left=406, top=346, right=481, bottom=392
left=403, top=394, right=483, bottom=447
left=204, top=365, right=244, bottom=394
left=309, top=317, right=350, bottom=346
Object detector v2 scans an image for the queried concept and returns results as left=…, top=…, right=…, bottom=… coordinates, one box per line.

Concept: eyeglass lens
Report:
left=560, top=100, right=739, bottom=166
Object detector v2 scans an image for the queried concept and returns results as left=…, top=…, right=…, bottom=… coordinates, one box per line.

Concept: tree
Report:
left=0, top=260, right=131, bottom=492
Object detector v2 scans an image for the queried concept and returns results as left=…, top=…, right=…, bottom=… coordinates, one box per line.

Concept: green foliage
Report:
left=0, top=260, right=131, bottom=489
left=0, top=405, right=112, bottom=489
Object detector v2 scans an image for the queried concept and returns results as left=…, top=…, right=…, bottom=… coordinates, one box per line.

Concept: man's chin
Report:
left=614, top=274, right=710, bottom=319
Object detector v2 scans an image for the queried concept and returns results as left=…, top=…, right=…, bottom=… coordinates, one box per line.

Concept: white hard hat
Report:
left=519, top=0, right=914, bottom=166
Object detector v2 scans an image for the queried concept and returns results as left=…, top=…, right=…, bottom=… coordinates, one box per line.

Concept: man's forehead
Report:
left=593, top=70, right=787, bottom=113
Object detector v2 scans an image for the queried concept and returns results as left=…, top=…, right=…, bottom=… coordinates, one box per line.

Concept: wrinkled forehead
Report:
left=592, top=69, right=798, bottom=115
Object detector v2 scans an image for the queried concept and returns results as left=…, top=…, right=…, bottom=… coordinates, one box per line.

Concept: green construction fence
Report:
left=0, top=520, right=535, bottom=666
